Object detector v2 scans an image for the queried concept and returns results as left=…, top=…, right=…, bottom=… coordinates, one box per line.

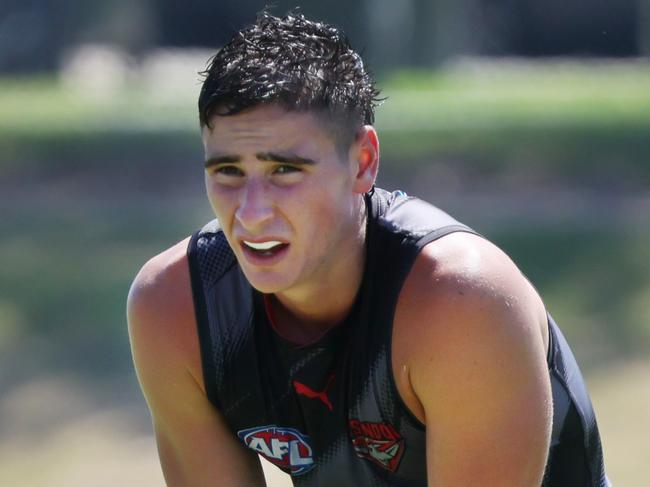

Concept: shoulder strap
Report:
left=372, top=188, right=480, bottom=247
left=187, top=219, right=256, bottom=409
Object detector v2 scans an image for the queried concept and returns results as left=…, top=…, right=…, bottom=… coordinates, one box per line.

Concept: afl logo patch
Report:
left=237, top=425, right=315, bottom=476
left=349, top=419, right=405, bottom=473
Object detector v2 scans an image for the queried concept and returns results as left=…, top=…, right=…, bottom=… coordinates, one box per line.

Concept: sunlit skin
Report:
left=201, top=103, right=378, bottom=342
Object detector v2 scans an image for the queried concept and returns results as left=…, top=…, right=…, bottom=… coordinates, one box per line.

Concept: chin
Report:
left=240, top=269, right=294, bottom=295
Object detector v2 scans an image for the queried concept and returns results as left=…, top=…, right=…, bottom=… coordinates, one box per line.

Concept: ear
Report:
left=351, top=125, right=379, bottom=194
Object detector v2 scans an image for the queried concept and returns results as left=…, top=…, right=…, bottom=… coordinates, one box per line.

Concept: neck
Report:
left=270, top=199, right=368, bottom=344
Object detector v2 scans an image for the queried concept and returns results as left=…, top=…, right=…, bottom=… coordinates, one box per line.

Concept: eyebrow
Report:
left=258, top=152, right=316, bottom=165
left=204, top=152, right=316, bottom=169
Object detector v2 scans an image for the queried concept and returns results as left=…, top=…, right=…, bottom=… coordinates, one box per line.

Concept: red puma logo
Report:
left=293, top=374, right=335, bottom=411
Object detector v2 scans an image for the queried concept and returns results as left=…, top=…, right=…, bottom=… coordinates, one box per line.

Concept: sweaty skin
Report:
left=128, top=104, right=553, bottom=486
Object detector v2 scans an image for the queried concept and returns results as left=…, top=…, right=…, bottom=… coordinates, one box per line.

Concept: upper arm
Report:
left=398, top=233, right=552, bottom=487
left=127, top=240, right=266, bottom=487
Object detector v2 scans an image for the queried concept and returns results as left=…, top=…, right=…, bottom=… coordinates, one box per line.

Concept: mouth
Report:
left=241, top=239, right=290, bottom=260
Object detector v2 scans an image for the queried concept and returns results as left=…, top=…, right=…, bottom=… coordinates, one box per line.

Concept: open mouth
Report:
left=242, top=240, right=289, bottom=258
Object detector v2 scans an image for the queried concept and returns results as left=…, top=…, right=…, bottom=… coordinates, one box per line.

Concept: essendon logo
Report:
left=237, top=425, right=315, bottom=476
left=349, top=419, right=405, bottom=473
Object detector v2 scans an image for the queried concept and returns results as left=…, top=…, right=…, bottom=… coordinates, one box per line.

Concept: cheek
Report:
left=291, top=192, right=352, bottom=241
left=205, top=179, right=235, bottom=221
left=205, top=185, right=220, bottom=214
left=204, top=174, right=217, bottom=203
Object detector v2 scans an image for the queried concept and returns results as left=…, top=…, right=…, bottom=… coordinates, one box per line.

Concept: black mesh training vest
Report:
left=187, top=188, right=609, bottom=486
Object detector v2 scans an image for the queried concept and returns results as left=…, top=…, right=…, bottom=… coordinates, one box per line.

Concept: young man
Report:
left=127, top=13, right=609, bottom=487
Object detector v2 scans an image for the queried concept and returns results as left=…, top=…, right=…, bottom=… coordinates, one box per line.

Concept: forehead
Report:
left=202, top=104, right=336, bottom=154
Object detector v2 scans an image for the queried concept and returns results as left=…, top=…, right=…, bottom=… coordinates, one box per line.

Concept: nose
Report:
left=235, top=179, right=274, bottom=232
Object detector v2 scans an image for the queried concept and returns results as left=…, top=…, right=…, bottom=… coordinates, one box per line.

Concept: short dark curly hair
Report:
left=198, top=11, right=382, bottom=149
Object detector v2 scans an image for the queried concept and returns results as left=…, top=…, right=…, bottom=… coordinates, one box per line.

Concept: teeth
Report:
left=243, top=240, right=284, bottom=251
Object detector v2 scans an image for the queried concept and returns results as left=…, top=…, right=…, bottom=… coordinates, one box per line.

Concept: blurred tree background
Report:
left=0, top=1, right=648, bottom=485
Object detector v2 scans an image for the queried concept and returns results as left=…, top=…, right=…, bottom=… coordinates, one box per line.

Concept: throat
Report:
left=264, top=293, right=353, bottom=346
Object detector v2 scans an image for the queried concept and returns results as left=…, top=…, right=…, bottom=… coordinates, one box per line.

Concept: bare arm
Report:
left=127, top=239, right=266, bottom=486
left=397, top=233, right=552, bottom=486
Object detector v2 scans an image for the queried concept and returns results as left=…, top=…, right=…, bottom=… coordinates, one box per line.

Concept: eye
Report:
left=273, top=164, right=302, bottom=175
left=214, top=165, right=244, bottom=177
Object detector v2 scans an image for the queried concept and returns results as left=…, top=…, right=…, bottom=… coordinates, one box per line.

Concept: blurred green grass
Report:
left=0, top=199, right=213, bottom=377
left=3, top=62, right=650, bottom=136
left=1, top=62, right=649, bottom=185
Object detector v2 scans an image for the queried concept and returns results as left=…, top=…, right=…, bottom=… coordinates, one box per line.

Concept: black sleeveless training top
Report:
left=187, top=188, right=609, bottom=486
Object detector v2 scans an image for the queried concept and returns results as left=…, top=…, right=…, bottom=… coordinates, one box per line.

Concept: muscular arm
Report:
left=127, top=239, right=266, bottom=487
left=395, top=233, right=552, bottom=487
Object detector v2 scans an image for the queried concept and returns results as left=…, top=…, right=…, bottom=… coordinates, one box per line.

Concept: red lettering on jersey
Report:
left=348, top=419, right=405, bottom=473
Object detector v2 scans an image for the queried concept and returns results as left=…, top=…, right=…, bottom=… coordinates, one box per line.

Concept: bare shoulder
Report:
left=393, top=232, right=553, bottom=484
left=128, top=237, right=193, bottom=318
left=392, top=231, right=550, bottom=419
left=396, top=231, right=548, bottom=351
left=127, top=236, right=202, bottom=390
